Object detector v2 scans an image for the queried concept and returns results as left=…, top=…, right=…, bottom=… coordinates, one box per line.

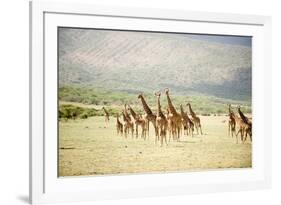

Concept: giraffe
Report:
left=127, top=104, right=147, bottom=139
left=186, top=103, right=203, bottom=135
left=166, top=107, right=174, bottom=141
left=116, top=114, right=123, bottom=136
left=238, top=106, right=252, bottom=126
left=180, top=104, right=194, bottom=137
left=121, top=111, right=134, bottom=138
left=164, top=88, right=182, bottom=141
left=228, top=104, right=236, bottom=138
left=102, top=107, right=110, bottom=126
left=232, top=110, right=249, bottom=144
left=155, top=92, right=168, bottom=146
left=238, top=106, right=252, bottom=142
left=137, top=93, right=157, bottom=138
left=124, top=104, right=134, bottom=137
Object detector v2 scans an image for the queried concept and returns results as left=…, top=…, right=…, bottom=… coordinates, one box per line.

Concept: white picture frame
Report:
left=30, top=1, right=272, bottom=204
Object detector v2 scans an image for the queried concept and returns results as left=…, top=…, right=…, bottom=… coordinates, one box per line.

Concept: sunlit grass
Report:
left=59, top=115, right=252, bottom=176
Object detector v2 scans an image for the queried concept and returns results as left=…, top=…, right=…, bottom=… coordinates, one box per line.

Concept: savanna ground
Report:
left=59, top=115, right=252, bottom=177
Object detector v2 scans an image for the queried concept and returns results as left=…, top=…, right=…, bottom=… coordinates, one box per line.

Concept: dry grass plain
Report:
left=58, top=116, right=252, bottom=177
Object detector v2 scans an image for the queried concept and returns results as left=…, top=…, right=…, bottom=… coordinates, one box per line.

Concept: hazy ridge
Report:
left=59, top=28, right=252, bottom=101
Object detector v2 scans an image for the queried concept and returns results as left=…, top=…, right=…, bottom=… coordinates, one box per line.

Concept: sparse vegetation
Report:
left=59, top=86, right=251, bottom=116
left=59, top=103, right=121, bottom=120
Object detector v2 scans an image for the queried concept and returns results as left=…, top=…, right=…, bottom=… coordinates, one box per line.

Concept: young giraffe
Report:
left=121, top=111, right=134, bottom=138
left=102, top=107, right=110, bottom=126
left=137, top=93, right=157, bottom=139
left=155, top=92, right=168, bottom=146
left=228, top=104, right=236, bottom=138
left=180, top=104, right=194, bottom=137
left=127, top=104, right=147, bottom=139
left=116, top=114, right=123, bottom=136
left=124, top=104, right=134, bottom=137
left=186, top=103, right=203, bottom=135
left=238, top=106, right=252, bottom=142
left=165, top=88, right=182, bottom=141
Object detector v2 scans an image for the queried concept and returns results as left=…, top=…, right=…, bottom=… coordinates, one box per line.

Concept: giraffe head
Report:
left=164, top=88, right=169, bottom=95
left=186, top=102, right=191, bottom=106
left=127, top=104, right=132, bottom=111
left=154, top=91, right=161, bottom=97
left=137, top=92, right=143, bottom=99
left=166, top=107, right=170, bottom=114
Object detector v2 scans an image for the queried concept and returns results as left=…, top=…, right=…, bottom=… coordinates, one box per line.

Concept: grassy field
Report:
left=58, top=115, right=252, bottom=177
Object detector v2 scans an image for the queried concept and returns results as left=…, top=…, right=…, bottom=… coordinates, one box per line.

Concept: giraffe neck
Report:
left=156, top=96, right=161, bottom=116
left=140, top=95, right=153, bottom=115
left=233, top=112, right=241, bottom=123
left=186, top=112, right=192, bottom=122
left=122, top=112, right=128, bottom=122
left=156, top=96, right=165, bottom=119
left=238, top=108, right=250, bottom=125
left=180, top=105, right=186, bottom=117
left=228, top=105, right=234, bottom=116
left=124, top=105, right=131, bottom=119
left=103, top=108, right=109, bottom=116
left=166, top=93, right=177, bottom=115
left=129, top=107, right=138, bottom=120
left=188, top=104, right=196, bottom=117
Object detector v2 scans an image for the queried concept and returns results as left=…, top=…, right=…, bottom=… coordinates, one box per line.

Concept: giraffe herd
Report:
left=101, top=89, right=252, bottom=146
left=102, top=89, right=203, bottom=146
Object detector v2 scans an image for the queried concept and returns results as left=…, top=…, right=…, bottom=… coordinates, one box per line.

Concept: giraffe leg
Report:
left=250, top=132, right=252, bottom=142
left=142, top=124, right=145, bottom=139
left=177, top=126, right=180, bottom=141
left=131, top=124, right=134, bottom=139
left=155, top=127, right=159, bottom=145
left=152, top=121, right=158, bottom=140
left=143, top=122, right=146, bottom=140
left=147, top=121, right=150, bottom=137
left=241, top=129, right=244, bottom=143
left=195, top=123, right=199, bottom=135
left=124, top=126, right=127, bottom=138
left=236, top=129, right=240, bottom=144
left=169, top=127, right=171, bottom=142
left=160, top=132, right=163, bottom=147
left=199, top=124, right=203, bottom=135
left=136, top=124, right=138, bottom=139
left=164, top=132, right=168, bottom=146
left=244, top=132, right=248, bottom=143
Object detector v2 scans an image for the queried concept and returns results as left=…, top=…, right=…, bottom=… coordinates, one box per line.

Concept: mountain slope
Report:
left=58, top=28, right=252, bottom=101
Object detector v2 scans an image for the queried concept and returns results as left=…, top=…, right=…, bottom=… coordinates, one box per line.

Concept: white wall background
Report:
left=0, top=0, right=279, bottom=204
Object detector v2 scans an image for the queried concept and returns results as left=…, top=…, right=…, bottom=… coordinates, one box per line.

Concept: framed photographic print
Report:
left=30, top=1, right=272, bottom=204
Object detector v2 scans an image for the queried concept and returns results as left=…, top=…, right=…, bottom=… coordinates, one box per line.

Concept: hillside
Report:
left=58, top=28, right=252, bottom=101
